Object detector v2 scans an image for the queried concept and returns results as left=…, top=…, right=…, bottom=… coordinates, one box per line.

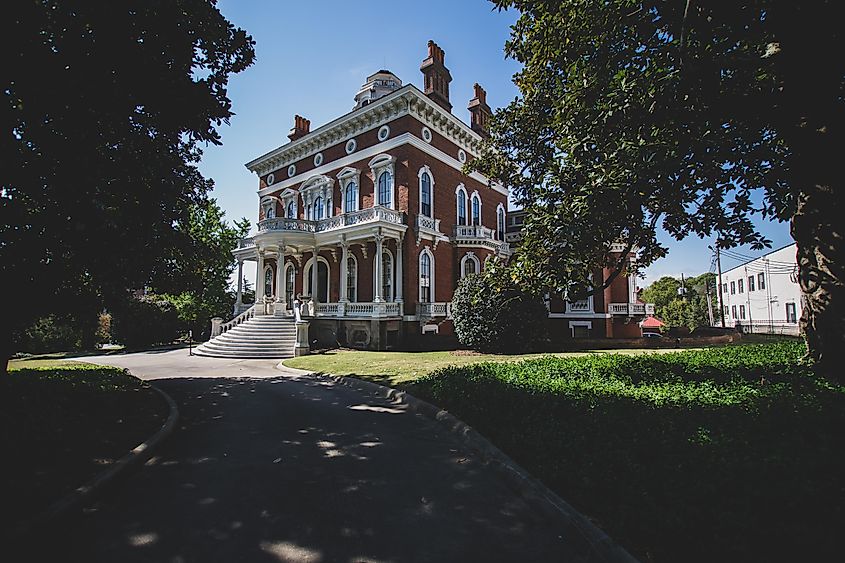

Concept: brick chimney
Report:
left=420, top=40, right=452, bottom=112
left=288, top=115, right=311, bottom=142
left=467, top=83, right=492, bottom=137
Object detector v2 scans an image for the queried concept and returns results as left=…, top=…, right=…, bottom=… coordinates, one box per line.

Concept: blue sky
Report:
left=199, top=0, right=793, bottom=290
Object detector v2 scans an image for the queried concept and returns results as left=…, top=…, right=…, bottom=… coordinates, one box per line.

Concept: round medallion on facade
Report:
left=313, top=152, right=324, bottom=167
left=421, top=126, right=433, bottom=143
left=287, top=164, right=296, bottom=177
left=345, top=138, right=357, bottom=154
left=377, top=125, right=390, bottom=141
left=266, top=172, right=275, bottom=185
left=457, top=149, right=467, bottom=164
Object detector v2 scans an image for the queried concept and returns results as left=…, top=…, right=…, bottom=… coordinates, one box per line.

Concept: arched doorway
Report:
left=305, top=260, right=329, bottom=303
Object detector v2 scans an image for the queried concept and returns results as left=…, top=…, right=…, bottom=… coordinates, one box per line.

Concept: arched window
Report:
left=420, top=171, right=432, bottom=217
left=267, top=205, right=275, bottom=219
left=286, top=200, right=295, bottom=219
left=378, top=171, right=392, bottom=207
left=314, top=196, right=324, bottom=220
left=456, top=186, right=467, bottom=225
left=346, top=256, right=357, bottom=302
left=461, top=253, right=480, bottom=278
left=263, top=266, right=273, bottom=298
left=305, top=259, right=330, bottom=303
left=284, top=263, right=295, bottom=308
left=345, top=181, right=358, bottom=213
left=497, top=205, right=506, bottom=240
left=382, top=251, right=393, bottom=301
left=471, top=194, right=481, bottom=226
left=419, top=249, right=434, bottom=303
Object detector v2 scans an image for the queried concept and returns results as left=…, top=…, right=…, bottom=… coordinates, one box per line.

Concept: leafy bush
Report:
left=416, top=342, right=845, bottom=562
left=111, top=294, right=181, bottom=349
left=15, top=314, right=100, bottom=354
left=451, top=261, right=549, bottom=353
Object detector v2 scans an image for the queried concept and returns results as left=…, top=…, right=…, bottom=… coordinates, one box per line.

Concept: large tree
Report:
left=1, top=1, right=254, bottom=373
left=474, top=1, right=843, bottom=379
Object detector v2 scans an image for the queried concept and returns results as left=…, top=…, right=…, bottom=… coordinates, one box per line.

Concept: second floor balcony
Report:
left=452, top=225, right=511, bottom=255
left=257, top=206, right=405, bottom=235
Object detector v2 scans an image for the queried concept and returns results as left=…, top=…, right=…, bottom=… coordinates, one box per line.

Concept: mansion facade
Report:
left=214, top=41, right=652, bottom=354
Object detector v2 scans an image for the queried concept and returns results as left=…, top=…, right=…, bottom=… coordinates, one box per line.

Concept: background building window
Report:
left=420, top=172, right=432, bottom=217
left=732, top=305, right=737, bottom=318
left=786, top=302, right=797, bottom=323
left=378, top=171, right=392, bottom=207
left=758, top=272, right=766, bottom=290
left=739, top=304, right=746, bottom=319
left=730, top=281, right=736, bottom=295
left=738, top=279, right=744, bottom=293
left=748, top=275, right=755, bottom=292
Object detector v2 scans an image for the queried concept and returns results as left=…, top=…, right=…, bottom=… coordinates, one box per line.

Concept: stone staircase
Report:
left=194, top=313, right=297, bottom=359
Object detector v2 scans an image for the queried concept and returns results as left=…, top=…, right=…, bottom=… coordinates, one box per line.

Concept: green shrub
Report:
left=111, top=294, right=181, bottom=348
left=416, top=342, right=845, bottom=562
left=15, top=314, right=100, bottom=354
left=451, top=262, right=549, bottom=353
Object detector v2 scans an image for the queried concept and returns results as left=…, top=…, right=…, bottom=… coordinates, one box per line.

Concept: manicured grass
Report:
left=410, top=342, right=844, bottom=562
left=282, top=348, right=690, bottom=386
left=0, top=361, right=167, bottom=528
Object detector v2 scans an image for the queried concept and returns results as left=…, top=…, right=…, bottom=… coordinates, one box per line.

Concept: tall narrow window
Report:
left=730, top=281, right=736, bottom=295
left=382, top=252, right=393, bottom=301
left=739, top=304, right=746, bottom=319
left=264, top=267, right=273, bottom=297
left=420, top=172, right=432, bottom=217
left=285, top=264, right=295, bottom=308
left=786, top=302, right=797, bottom=323
left=748, top=275, right=755, bottom=292
left=378, top=171, right=392, bottom=207
left=457, top=191, right=467, bottom=225
left=326, top=196, right=332, bottom=218
left=497, top=207, right=505, bottom=240
left=758, top=272, right=766, bottom=290
left=266, top=204, right=276, bottom=219
left=345, top=182, right=357, bottom=213
left=471, top=195, right=481, bottom=226
left=286, top=201, right=295, bottom=218
left=419, top=251, right=431, bottom=302
left=346, top=256, right=357, bottom=302
left=738, top=279, right=744, bottom=293
left=314, top=196, right=324, bottom=220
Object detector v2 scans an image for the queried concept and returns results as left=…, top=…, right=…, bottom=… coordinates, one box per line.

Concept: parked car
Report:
left=642, top=332, right=663, bottom=339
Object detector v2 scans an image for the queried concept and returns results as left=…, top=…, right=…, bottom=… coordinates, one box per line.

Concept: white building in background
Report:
left=719, top=243, right=802, bottom=335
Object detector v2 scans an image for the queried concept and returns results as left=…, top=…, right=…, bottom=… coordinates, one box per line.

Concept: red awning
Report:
left=641, top=316, right=665, bottom=328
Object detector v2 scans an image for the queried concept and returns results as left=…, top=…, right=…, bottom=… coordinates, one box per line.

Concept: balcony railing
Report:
left=258, top=206, right=405, bottom=235
left=416, top=214, right=442, bottom=233
left=451, top=225, right=510, bottom=254
left=568, top=299, right=591, bottom=312
left=609, top=302, right=655, bottom=316
left=311, top=301, right=402, bottom=318
left=417, top=302, right=452, bottom=319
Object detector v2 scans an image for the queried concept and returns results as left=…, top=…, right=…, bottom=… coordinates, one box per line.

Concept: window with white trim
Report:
left=369, top=154, right=396, bottom=209
left=263, top=266, right=273, bottom=298
left=346, top=256, right=357, bottom=302
left=345, top=182, right=358, bottom=213
left=337, top=167, right=361, bottom=214
left=496, top=205, right=505, bottom=240
left=471, top=193, right=481, bottom=226
left=284, top=263, right=295, bottom=308
left=461, top=252, right=480, bottom=278
left=419, top=167, right=433, bottom=218
left=286, top=200, right=296, bottom=218
left=314, top=196, right=324, bottom=220
left=419, top=249, right=434, bottom=302
left=456, top=185, right=467, bottom=225
left=381, top=251, right=393, bottom=301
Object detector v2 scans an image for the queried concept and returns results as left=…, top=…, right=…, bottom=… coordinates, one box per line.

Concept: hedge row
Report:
left=417, top=342, right=845, bottom=562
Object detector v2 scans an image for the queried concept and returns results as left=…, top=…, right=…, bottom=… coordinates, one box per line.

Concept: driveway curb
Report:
left=6, top=380, right=179, bottom=541
left=279, top=364, right=637, bottom=563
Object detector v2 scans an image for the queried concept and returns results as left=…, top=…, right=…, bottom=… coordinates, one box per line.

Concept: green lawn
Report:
left=1, top=360, right=167, bottom=527
left=282, top=348, right=690, bottom=386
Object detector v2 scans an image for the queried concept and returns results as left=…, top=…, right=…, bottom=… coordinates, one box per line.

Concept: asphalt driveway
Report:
left=20, top=349, right=582, bottom=562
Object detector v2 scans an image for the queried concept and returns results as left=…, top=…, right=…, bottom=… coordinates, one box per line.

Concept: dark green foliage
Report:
left=417, top=342, right=844, bottom=562
left=451, top=262, right=548, bottom=353
left=111, top=295, right=181, bottom=349
left=473, top=1, right=845, bottom=378
left=1, top=1, right=255, bottom=370
left=641, top=273, right=718, bottom=330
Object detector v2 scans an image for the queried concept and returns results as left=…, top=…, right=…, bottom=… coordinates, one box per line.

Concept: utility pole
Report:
left=706, top=281, right=715, bottom=327
left=714, top=244, right=725, bottom=327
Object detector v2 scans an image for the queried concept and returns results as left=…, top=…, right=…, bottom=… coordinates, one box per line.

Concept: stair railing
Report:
left=219, top=304, right=257, bottom=335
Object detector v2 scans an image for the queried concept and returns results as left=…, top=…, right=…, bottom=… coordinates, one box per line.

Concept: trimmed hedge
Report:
left=417, top=342, right=845, bottom=562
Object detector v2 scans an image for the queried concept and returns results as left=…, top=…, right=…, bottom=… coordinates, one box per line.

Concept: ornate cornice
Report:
left=245, top=85, right=486, bottom=178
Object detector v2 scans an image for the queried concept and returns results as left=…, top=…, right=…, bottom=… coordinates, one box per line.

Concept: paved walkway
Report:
left=25, top=349, right=579, bottom=562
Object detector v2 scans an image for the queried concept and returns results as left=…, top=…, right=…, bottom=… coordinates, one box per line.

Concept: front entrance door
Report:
left=307, top=261, right=329, bottom=302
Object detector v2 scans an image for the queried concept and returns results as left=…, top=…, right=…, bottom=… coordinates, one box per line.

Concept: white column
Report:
left=374, top=234, right=384, bottom=303
left=236, top=259, right=244, bottom=306
left=255, top=248, right=265, bottom=314
left=275, top=250, right=284, bottom=303
left=310, top=246, right=320, bottom=305
left=395, top=236, right=403, bottom=303
left=339, top=240, right=349, bottom=302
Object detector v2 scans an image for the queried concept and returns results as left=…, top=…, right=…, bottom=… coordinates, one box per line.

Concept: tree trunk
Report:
left=790, top=185, right=845, bottom=383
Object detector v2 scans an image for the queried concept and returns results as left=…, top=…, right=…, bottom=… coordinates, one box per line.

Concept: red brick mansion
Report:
left=197, top=41, right=652, bottom=357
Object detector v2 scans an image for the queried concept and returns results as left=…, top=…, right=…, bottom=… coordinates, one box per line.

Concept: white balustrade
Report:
left=569, top=299, right=590, bottom=312
left=609, top=302, right=652, bottom=316
left=220, top=305, right=256, bottom=334
left=417, top=302, right=452, bottom=318
left=256, top=206, right=405, bottom=235
left=645, top=303, right=656, bottom=315
left=609, top=303, right=630, bottom=315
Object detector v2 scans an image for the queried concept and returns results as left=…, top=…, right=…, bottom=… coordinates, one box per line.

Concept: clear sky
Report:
left=199, top=0, right=794, bottom=290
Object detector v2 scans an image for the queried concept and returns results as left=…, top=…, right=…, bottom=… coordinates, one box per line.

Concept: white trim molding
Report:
left=418, top=165, right=435, bottom=218
left=460, top=251, right=481, bottom=278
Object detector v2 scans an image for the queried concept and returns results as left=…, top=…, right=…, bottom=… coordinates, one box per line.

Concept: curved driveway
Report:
left=29, top=349, right=581, bottom=562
